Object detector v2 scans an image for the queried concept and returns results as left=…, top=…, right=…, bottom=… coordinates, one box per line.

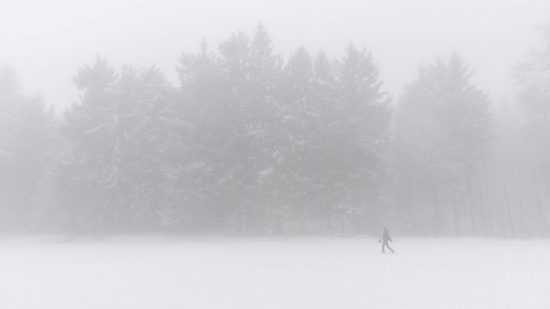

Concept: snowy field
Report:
left=0, top=236, right=549, bottom=309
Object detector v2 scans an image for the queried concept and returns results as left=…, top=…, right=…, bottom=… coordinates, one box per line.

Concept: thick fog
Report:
left=3, top=2, right=550, bottom=308
left=1, top=0, right=550, bottom=237
left=2, top=0, right=549, bottom=110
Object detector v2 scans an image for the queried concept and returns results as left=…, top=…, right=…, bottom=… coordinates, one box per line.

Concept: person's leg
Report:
left=386, top=242, right=394, bottom=253
left=382, top=241, right=387, bottom=253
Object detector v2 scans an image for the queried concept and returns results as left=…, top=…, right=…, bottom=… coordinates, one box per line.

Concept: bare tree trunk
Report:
left=480, top=162, right=496, bottom=236
left=466, top=175, right=477, bottom=235
left=502, top=185, right=515, bottom=238
left=475, top=168, right=489, bottom=236
left=453, top=189, right=460, bottom=236
left=432, top=188, right=441, bottom=236
left=325, top=215, right=332, bottom=233
left=532, top=166, right=548, bottom=235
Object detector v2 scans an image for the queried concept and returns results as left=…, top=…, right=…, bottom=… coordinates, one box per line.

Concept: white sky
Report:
left=0, top=0, right=549, bottom=110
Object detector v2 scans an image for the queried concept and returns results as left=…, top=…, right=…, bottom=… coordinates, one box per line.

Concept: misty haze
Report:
left=1, top=0, right=550, bottom=308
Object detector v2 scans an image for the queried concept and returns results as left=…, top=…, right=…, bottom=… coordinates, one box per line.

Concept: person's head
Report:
left=383, top=227, right=388, bottom=232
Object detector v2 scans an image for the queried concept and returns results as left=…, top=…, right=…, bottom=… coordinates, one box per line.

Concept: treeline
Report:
left=0, top=25, right=548, bottom=236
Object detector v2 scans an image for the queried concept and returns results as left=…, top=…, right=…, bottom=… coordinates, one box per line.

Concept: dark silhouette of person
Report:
left=381, top=227, right=394, bottom=253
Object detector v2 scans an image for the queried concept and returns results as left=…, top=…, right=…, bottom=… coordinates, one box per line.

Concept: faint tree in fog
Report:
left=176, top=40, right=230, bottom=229
left=512, top=24, right=550, bottom=234
left=334, top=45, right=392, bottom=231
left=516, top=24, right=550, bottom=181
left=215, top=25, right=284, bottom=232
left=57, top=57, right=119, bottom=231
left=394, top=53, right=492, bottom=235
left=0, top=65, right=56, bottom=231
left=57, top=58, right=180, bottom=232
left=277, top=47, right=320, bottom=232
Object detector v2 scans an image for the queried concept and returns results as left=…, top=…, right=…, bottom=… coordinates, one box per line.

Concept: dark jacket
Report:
left=382, top=229, right=392, bottom=242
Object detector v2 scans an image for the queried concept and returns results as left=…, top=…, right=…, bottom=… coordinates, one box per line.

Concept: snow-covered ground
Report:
left=0, top=236, right=548, bottom=309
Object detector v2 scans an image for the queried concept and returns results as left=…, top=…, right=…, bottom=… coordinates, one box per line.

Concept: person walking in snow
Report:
left=380, top=227, right=394, bottom=253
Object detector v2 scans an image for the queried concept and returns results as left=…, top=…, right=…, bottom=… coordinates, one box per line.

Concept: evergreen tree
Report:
left=116, top=66, right=181, bottom=229
left=395, top=53, right=492, bottom=235
left=0, top=65, right=56, bottom=231
left=277, top=47, right=316, bottom=231
left=332, top=45, right=392, bottom=231
left=57, top=57, right=120, bottom=231
left=176, top=41, right=231, bottom=230
left=511, top=24, right=550, bottom=234
left=516, top=25, right=550, bottom=179
left=58, top=58, right=180, bottom=232
left=217, top=26, right=283, bottom=233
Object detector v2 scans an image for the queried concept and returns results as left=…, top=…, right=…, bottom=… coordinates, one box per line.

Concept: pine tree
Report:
left=516, top=25, right=550, bottom=177
left=332, top=44, right=392, bottom=231
left=277, top=47, right=316, bottom=231
left=57, top=57, right=119, bottom=231
left=513, top=25, right=550, bottom=234
left=395, top=53, right=492, bottom=235
left=216, top=26, right=284, bottom=233
left=58, top=58, right=182, bottom=232
left=116, top=66, right=181, bottom=229
left=176, top=41, right=232, bottom=230
left=0, top=65, right=56, bottom=231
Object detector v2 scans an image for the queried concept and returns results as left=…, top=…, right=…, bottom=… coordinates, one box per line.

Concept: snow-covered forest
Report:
left=1, top=24, right=549, bottom=237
